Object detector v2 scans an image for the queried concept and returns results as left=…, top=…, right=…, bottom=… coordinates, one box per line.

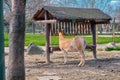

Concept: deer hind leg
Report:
left=62, top=50, right=68, bottom=64
left=78, top=50, right=85, bottom=66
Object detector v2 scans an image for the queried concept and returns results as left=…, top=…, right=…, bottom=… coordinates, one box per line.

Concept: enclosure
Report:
left=2, top=0, right=120, bottom=80
left=32, top=6, right=111, bottom=63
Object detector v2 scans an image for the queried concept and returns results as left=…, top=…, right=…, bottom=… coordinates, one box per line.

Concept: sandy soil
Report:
left=5, top=50, right=120, bottom=80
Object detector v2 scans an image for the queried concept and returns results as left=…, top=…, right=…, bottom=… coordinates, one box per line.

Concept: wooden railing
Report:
left=50, top=21, right=91, bottom=35
left=50, top=45, right=95, bottom=53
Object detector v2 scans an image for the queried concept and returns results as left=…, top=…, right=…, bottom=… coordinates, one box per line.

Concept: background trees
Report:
left=3, top=0, right=120, bottom=22
left=3, top=0, right=120, bottom=37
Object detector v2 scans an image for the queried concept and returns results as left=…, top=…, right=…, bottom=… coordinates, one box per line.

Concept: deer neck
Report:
left=59, top=34, right=64, bottom=40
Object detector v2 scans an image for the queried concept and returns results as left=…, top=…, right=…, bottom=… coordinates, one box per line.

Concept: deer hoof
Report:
left=78, top=62, right=85, bottom=67
left=63, top=61, right=67, bottom=64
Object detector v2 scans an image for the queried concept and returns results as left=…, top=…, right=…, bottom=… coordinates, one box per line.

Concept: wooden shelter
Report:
left=32, top=6, right=111, bottom=63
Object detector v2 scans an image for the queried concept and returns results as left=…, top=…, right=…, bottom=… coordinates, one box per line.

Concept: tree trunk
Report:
left=7, top=0, right=26, bottom=80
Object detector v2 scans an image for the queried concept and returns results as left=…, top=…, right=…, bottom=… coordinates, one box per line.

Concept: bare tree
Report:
left=80, top=0, right=117, bottom=17
left=3, top=0, right=11, bottom=11
left=81, top=0, right=110, bottom=9
left=7, top=0, right=26, bottom=80
left=50, top=0, right=78, bottom=7
left=3, top=0, right=12, bottom=25
left=26, top=0, right=51, bottom=19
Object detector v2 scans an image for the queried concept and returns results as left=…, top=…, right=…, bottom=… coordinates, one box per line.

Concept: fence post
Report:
left=32, top=22, right=35, bottom=34
left=112, top=18, right=115, bottom=42
left=0, top=0, right=5, bottom=79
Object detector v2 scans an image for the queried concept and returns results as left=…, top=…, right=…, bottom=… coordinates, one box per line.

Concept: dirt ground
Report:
left=5, top=49, right=120, bottom=80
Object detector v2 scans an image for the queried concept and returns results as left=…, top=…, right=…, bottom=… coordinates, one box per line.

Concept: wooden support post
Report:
left=45, top=11, right=51, bottom=63
left=45, top=24, right=51, bottom=63
left=91, top=23, right=97, bottom=59
left=96, top=25, right=98, bottom=43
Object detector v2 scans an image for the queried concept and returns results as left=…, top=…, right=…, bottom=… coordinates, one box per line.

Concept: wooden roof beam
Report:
left=33, top=19, right=58, bottom=24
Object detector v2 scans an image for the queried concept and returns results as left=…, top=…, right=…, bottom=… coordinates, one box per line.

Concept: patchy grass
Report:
left=105, top=47, right=120, bottom=51
left=4, top=33, right=9, bottom=47
left=4, top=33, right=120, bottom=47
left=97, top=48, right=104, bottom=51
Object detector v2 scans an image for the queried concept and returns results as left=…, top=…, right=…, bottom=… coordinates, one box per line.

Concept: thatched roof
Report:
left=32, top=6, right=111, bottom=24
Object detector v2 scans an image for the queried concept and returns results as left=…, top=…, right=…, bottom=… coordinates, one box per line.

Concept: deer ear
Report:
left=61, top=29, right=64, bottom=32
left=57, top=29, right=59, bottom=33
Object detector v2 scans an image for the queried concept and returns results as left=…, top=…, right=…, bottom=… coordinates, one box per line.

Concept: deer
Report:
left=58, top=30, right=87, bottom=66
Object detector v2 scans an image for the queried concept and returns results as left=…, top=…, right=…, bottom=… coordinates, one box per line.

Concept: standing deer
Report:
left=58, top=30, right=87, bottom=66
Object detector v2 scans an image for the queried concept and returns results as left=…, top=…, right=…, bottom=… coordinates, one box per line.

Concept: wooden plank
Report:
left=60, top=22, right=62, bottom=30
left=67, top=22, right=70, bottom=34
left=85, top=24, right=88, bottom=34
left=70, top=22, right=72, bottom=35
left=78, top=23, right=80, bottom=34
left=75, top=23, right=78, bottom=35
left=88, top=24, right=90, bottom=34
left=51, top=23, right=54, bottom=35
left=33, top=20, right=57, bottom=24
left=54, top=24, right=57, bottom=35
left=72, top=22, right=74, bottom=35
left=63, top=22, right=66, bottom=34
left=83, top=24, right=85, bottom=34
left=57, top=22, right=59, bottom=31
left=80, top=24, right=82, bottom=34
left=66, top=22, right=68, bottom=34
left=50, top=45, right=95, bottom=52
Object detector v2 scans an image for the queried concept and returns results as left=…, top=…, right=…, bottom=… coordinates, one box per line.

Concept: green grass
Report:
left=105, top=47, right=120, bottom=51
left=97, top=37, right=120, bottom=44
left=25, top=33, right=46, bottom=46
left=4, top=33, right=9, bottom=47
left=4, top=33, right=120, bottom=47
